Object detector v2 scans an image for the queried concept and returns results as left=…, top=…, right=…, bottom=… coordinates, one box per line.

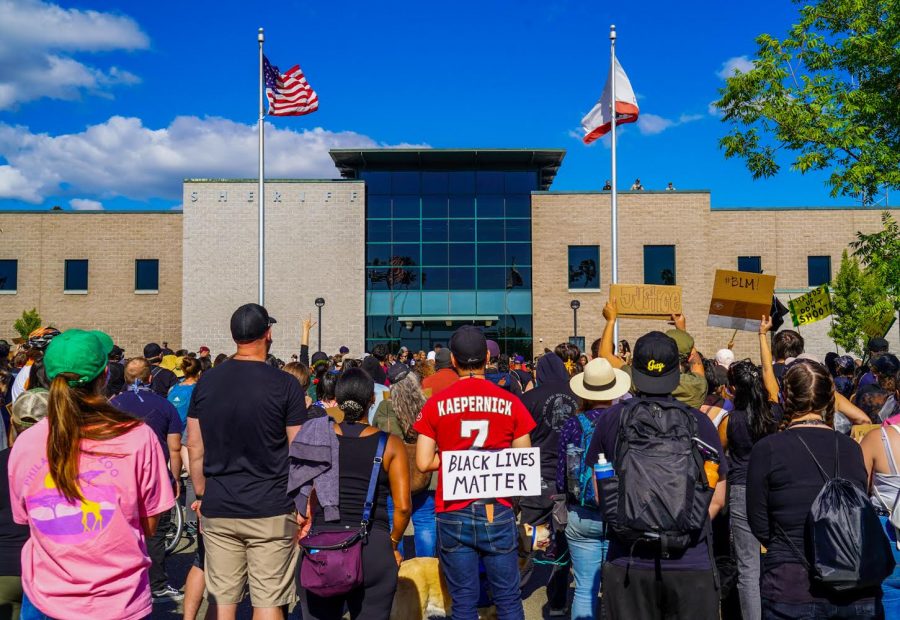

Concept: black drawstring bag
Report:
left=781, top=434, right=895, bottom=592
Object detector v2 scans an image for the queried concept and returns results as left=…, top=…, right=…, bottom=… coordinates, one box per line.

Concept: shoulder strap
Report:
left=794, top=433, right=832, bottom=482
left=361, top=432, right=388, bottom=530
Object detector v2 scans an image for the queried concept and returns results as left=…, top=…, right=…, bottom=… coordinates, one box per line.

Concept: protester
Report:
left=292, top=368, right=411, bottom=619
left=587, top=330, right=727, bottom=619
left=168, top=356, right=201, bottom=428
left=283, top=361, right=314, bottom=408
left=104, top=344, right=126, bottom=397
left=415, top=325, right=535, bottom=620
left=723, top=357, right=780, bottom=620
left=143, top=342, right=178, bottom=397
left=0, top=391, right=47, bottom=620
left=700, top=358, right=731, bottom=431
left=859, top=338, right=891, bottom=389
left=512, top=355, right=535, bottom=392
left=110, top=357, right=184, bottom=602
left=559, top=358, right=631, bottom=620
left=361, top=355, right=389, bottom=422
left=630, top=178, right=644, bottom=190
left=8, top=329, right=174, bottom=619
left=771, top=330, right=804, bottom=382
left=373, top=362, right=436, bottom=558
left=186, top=304, right=308, bottom=617
left=666, top=181, right=676, bottom=191
left=519, top=350, right=580, bottom=614
left=747, top=360, right=881, bottom=618
left=854, top=354, right=900, bottom=422
left=421, top=348, right=458, bottom=395
left=8, top=327, right=59, bottom=402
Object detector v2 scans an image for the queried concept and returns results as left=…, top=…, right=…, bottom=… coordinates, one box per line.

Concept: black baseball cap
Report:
left=449, top=325, right=488, bottom=366
left=143, top=342, right=163, bottom=361
left=230, top=303, right=277, bottom=343
left=387, top=362, right=411, bottom=384
left=869, top=337, right=889, bottom=354
left=435, top=348, right=452, bottom=370
left=631, top=331, right=680, bottom=394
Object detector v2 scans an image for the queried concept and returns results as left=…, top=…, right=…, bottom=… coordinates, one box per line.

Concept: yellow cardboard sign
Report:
left=707, top=269, right=776, bottom=332
left=610, top=284, right=682, bottom=320
left=789, top=285, right=832, bottom=327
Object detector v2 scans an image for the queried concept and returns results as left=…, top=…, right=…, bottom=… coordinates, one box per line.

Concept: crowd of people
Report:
left=1, top=299, right=899, bottom=620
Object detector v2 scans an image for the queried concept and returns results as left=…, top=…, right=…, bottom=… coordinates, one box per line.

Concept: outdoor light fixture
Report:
left=485, top=320, right=493, bottom=327
left=405, top=321, right=414, bottom=330
left=570, top=299, right=581, bottom=337
left=314, top=298, right=325, bottom=351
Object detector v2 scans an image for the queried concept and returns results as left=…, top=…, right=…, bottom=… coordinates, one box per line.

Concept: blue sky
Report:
left=0, top=0, right=863, bottom=211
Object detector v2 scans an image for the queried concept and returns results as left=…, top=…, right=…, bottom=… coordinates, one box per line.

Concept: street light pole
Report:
left=570, top=299, right=581, bottom=337
left=315, top=298, right=325, bottom=352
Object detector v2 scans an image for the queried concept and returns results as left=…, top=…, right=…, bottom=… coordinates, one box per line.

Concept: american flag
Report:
left=263, top=55, right=318, bottom=116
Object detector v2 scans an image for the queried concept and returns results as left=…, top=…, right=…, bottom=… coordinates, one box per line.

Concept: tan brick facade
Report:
left=182, top=180, right=365, bottom=360
left=531, top=191, right=899, bottom=360
left=0, top=211, right=182, bottom=355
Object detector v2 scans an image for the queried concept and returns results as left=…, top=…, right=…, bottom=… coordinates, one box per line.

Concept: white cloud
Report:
left=636, top=112, right=703, bottom=136
left=0, top=0, right=149, bottom=109
left=69, top=198, right=103, bottom=210
left=716, top=55, right=755, bottom=80
left=0, top=115, right=427, bottom=203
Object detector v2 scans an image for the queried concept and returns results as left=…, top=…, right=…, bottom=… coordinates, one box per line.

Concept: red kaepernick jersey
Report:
left=413, top=377, right=536, bottom=513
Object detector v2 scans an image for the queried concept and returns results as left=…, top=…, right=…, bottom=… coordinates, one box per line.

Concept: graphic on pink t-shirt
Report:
left=26, top=471, right=118, bottom=543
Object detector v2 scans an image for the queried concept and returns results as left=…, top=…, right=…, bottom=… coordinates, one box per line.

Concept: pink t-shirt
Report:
left=8, top=419, right=175, bottom=620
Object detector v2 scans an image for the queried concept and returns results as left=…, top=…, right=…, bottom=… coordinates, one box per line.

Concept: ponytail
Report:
left=46, top=371, right=141, bottom=503
left=728, top=361, right=777, bottom=441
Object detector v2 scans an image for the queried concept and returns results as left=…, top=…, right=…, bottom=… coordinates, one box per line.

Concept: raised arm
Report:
left=758, top=316, right=780, bottom=402
left=299, top=315, right=316, bottom=365
left=600, top=301, right=625, bottom=369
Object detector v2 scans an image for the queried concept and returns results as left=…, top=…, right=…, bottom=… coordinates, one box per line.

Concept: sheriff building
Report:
left=0, top=149, right=896, bottom=360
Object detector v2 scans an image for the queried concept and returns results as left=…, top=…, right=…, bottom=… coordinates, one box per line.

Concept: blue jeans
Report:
left=880, top=515, right=900, bottom=618
left=20, top=593, right=53, bottom=620
left=387, top=491, right=437, bottom=558
left=731, top=484, right=762, bottom=620
left=436, top=503, right=524, bottom=620
left=762, top=598, right=877, bottom=619
left=565, top=505, right=607, bottom=620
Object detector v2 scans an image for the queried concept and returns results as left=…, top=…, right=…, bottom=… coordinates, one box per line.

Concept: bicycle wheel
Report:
left=164, top=503, right=184, bottom=555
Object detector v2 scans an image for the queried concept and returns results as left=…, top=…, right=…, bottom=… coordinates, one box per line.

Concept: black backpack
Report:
left=780, top=434, right=895, bottom=592
left=598, top=397, right=714, bottom=557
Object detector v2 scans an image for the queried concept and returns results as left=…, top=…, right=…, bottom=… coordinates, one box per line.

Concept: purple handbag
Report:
left=298, top=432, right=387, bottom=597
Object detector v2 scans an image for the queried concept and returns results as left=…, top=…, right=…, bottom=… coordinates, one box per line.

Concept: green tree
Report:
left=828, top=251, right=894, bottom=355
left=714, top=0, right=900, bottom=201
left=851, top=212, right=900, bottom=306
left=13, top=308, right=42, bottom=340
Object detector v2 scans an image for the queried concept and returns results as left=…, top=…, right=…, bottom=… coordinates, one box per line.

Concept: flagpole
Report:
left=610, top=24, right=619, bottom=351
left=258, top=27, right=265, bottom=306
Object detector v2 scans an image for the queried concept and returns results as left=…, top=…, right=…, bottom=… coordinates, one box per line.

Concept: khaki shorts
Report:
left=202, top=513, right=299, bottom=607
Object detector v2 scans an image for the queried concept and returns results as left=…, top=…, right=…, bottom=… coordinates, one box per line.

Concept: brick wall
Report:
left=531, top=192, right=899, bottom=360
left=182, top=180, right=366, bottom=360
left=0, top=211, right=182, bottom=356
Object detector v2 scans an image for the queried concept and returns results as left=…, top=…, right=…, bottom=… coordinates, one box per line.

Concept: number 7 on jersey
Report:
left=460, top=420, right=489, bottom=448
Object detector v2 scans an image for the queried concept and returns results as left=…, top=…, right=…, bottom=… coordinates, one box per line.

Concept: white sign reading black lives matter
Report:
left=441, top=448, right=542, bottom=501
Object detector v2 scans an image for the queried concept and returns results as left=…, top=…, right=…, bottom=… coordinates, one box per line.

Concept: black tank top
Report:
left=312, top=423, right=391, bottom=531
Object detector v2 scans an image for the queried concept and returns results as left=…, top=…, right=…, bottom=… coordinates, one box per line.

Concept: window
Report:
left=568, top=246, right=600, bottom=289
left=808, top=256, right=832, bottom=287
left=644, top=245, right=676, bottom=285
left=135, top=259, right=159, bottom=292
left=0, top=259, right=17, bottom=292
left=64, top=259, right=88, bottom=292
left=737, top=256, right=762, bottom=274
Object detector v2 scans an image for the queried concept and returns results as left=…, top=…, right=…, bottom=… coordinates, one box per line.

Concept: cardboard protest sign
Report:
left=441, top=448, right=541, bottom=501
left=861, top=310, right=896, bottom=339
left=707, top=269, right=777, bottom=332
left=789, top=285, right=832, bottom=327
left=610, top=284, right=682, bottom=319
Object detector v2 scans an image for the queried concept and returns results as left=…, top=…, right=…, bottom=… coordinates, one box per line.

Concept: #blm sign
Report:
left=610, top=284, right=682, bottom=320
left=707, top=269, right=777, bottom=332
left=441, top=448, right=541, bottom=501
left=789, top=285, right=832, bottom=327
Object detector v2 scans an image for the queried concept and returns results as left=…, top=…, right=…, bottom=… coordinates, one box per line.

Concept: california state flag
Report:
left=581, top=58, right=639, bottom=144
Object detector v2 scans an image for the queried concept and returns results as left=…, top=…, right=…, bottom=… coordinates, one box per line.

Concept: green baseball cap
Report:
left=665, top=328, right=695, bottom=358
left=44, top=329, right=114, bottom=386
